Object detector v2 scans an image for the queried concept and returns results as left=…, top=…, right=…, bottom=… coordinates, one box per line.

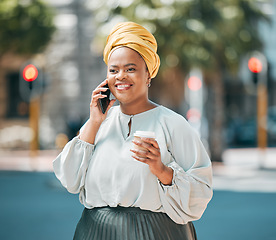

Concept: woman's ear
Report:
left=147, top=70, right=151, bottom=80
left=146, top=70, right=151, bottom=83
left=147, top=76, right=152, bottom=87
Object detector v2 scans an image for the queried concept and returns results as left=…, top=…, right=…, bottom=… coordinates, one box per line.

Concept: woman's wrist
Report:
left=79, top=119, right=102, bottom=144
left=151, top=163, right=173, bottom=186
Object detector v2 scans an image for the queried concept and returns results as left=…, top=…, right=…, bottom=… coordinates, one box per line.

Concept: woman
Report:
left=53, top=22, right=213, bottom=240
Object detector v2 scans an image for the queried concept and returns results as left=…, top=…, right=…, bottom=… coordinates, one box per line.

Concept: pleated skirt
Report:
left=73, top=206, right=197, bottom=240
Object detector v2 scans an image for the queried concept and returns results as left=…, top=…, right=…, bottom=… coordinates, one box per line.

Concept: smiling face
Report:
left=107, top=47, right=151, bottom=111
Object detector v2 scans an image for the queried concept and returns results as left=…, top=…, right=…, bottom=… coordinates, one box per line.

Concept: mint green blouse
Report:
left=53, top=105, right=213, bottom=224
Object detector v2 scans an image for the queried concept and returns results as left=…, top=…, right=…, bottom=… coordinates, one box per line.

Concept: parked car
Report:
left=227, top=106, right=276, bottom=148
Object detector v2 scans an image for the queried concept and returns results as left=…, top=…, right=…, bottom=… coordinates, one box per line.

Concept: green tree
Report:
left=91, top=0, right=269, bottom=161
left=0, top=0, right=55, bottom=58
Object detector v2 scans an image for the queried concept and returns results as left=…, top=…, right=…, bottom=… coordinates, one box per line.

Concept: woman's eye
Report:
left=109, top=69, right=116, bottom=73
left=127, top=68, right=135, bottom=72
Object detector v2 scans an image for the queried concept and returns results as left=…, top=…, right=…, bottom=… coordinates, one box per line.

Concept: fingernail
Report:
left=141, top=137, right=149, bottom=140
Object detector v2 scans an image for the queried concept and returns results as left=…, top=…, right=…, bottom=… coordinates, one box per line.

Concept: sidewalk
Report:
left=213, top=147, right=276, bottom=192
left=0, top=149, right=58, bottom=172
left=1, top=148, right=276, bottom=240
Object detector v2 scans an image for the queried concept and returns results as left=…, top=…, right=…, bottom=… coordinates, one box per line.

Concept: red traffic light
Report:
left=23, top=64, right=38, bottom=82
left=248, top=57, right=262, bottom=73
left=187, top=76, right=202, bottom=91
left=186, top=108, right=201, bottom=122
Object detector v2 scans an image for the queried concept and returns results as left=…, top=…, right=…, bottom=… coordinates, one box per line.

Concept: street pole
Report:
left=257, top=84, right=267, bottom=149
left=257, top=74, right=268, bottom=168
left=248, top=52, right=268, bottom=167
left=29, top=97, right=40, bottom=157
left=20, top=62, right=42, bottom=158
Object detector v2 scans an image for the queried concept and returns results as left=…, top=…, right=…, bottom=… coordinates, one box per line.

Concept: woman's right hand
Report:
left=89, top=79, right=116, bottom=124
left=79, top=79, right=116, bottom=144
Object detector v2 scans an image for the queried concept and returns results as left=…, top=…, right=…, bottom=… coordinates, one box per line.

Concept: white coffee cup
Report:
left=133, top=131, right=156, bottom=152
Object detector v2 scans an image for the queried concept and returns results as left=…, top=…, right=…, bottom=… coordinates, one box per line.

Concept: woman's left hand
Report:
left=131, top=138, right=173, bottom=185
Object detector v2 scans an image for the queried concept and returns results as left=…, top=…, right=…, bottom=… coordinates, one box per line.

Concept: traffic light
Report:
left=187, top=76, right=202, bottom=91
left=22, top=64, right=39, bottom=82
left=247, top=52, right=267, bottom=85
left=19, top=62, right=42, bottom=102
left=247, top=51, right=268, bottom=151
left=248, top=57, right=263, bottom=85
left=185, top=69, right=204, bottom=134
left=248, top=57, right=262, bottom=73
left=18, top=62, right=44, bottom=153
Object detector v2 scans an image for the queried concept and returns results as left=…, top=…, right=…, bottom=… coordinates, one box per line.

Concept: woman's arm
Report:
left=80, top=79, right=116, bottom=144
left=157, top=119, right=213, bottom=224
left=79, top=119, right=101, bottom=144
left=53, top=79, right=115, bottom=193
left=53, top=137, right=94, bottom=193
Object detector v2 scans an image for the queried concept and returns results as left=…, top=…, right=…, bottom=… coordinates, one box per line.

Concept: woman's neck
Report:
left=120, top=100, right=158, bottom=116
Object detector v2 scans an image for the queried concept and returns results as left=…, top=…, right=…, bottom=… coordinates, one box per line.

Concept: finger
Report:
left=92, top=93, right=108, bottom=101
left=98, top=87, right=109, bottom=92
left=132, top=139, right=160, bottom=156
left=92, top=80, right=109, bottom=96
left=130, top=149, right=157, bottom=161
left=90, top=94, right=107, bottom=108
left=130, top=149, right=148, bottom=157
left=131, top=154, right=148, bottom=164
left=92, top=87, right=109, bottom=97
left=147, top=144, right=160, bottom=157
left=141, top=137, right=159, bottom=149
left=132, top=140, right=151, bottom=150
left=96, top=79, right=108, bottom=89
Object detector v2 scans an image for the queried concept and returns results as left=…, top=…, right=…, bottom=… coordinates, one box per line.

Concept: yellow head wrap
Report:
left=103, top=22, right=160, bottom=79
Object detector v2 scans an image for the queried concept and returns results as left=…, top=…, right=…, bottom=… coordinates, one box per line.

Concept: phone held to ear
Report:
left=98, top=84, right=111, bottom=114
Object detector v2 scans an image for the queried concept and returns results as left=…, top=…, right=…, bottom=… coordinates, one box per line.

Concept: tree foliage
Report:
left=91, top=0, right=269, bottom=75
left=0, top=0, right=55, bottom=56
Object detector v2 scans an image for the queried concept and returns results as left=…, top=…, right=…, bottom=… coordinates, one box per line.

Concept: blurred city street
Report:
left=1, top=0, right=276, bottom=239
left=0, top=148, right=276, bottom=240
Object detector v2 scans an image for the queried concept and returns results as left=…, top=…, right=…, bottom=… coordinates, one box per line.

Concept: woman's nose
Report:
left=115, top=70, right=126, bottom=80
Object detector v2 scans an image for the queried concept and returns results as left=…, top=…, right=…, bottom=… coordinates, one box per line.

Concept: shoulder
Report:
left=157, top=106, right=189, bottom=126
left=105, top=105, right=120, bottom=119
left=157, top=106, right=198, bottom=138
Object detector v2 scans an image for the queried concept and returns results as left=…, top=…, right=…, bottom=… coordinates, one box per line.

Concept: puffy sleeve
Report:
left=158, top=115, right=213, bottom=224
left=53, top=136, right=94, bottom=194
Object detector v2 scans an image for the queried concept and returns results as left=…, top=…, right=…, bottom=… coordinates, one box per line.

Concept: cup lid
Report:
left=134, top=131, right=155, bottom=138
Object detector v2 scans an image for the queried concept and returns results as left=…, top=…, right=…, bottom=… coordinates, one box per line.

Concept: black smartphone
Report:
left=98, top=84, right=111, bottom=114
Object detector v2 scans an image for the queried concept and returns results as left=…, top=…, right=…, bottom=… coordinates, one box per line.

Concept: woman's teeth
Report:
left=116, top=84, right=131, bottom=90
